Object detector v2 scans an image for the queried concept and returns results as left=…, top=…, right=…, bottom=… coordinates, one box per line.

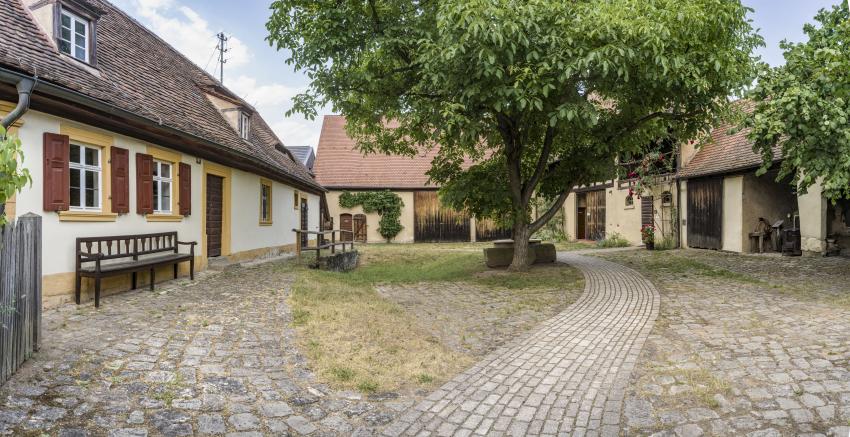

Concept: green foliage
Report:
left=268, top=0, right=762, bottom=262
left=654, top=235, right=678, bottom=250
left=0, top=127, right=32, bottom=225
left=596, top=232, right=631, bottom=248
left=747, top=3, right=850, bottom=200
left=339, top=191, right=404, bottom=241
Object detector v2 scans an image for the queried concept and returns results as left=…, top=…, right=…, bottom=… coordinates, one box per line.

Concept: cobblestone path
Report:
left=383, top=253, right=660, bottom=437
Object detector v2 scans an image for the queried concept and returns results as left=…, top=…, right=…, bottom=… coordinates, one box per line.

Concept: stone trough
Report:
left=483, top=239, right=557, bottom=268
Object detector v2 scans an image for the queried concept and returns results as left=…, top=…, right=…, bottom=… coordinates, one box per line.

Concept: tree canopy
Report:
left=747, top=3, right=850, bottom=200
left=268, top=0, right=762, bottom=268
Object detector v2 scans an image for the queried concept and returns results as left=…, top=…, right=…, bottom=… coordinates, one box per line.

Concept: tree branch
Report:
left=522, top=126, right=556, bottom=204
left=530, top=189, right=570, bottom=234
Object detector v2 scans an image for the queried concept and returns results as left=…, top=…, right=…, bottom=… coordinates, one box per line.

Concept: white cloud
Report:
left=117, top=0, right=251, bottom=71
left=271, top=117, right=324, bottom=149
left=228, top=75, right=304, bottom=108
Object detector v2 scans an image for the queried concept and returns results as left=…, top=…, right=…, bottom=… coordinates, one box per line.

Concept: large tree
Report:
left=747, top=3, right=850, bottom=200
left=268, top=0, right=762, bottom=270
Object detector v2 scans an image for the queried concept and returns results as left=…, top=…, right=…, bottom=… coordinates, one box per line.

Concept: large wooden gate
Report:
left=414, top=191, right=470, bottom=242
left=687, top=177, right=723, bottom=250
left=585, top=190, right=606, bottom=240
left=475, top=218, right=512, bottom=241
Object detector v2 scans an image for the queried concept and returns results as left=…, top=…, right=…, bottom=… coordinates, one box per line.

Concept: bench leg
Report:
left=94, top=276, right=101, bottom=308
left=173, top=264, right=178, bottom=280
left=132, top=272, right=137, bottom=290
left=189, top=259, right=195, bottom=280
left=75, top=273, right=81, bottom=305
left=150, top=268, right=155, bottom=291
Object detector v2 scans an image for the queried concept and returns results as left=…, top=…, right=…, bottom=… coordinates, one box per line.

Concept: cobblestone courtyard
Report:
left=4, top=249, right=850, bottom=436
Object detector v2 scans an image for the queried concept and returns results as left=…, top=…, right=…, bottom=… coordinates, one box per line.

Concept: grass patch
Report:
left=595, top=232, right=631, bottom=248
left=599, top=250, right=760, bottom=284
left=286, top=242, right=585, bottom=393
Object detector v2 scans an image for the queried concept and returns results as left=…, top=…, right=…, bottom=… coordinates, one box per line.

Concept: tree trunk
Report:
left=509, top=219, right=531, bottom=272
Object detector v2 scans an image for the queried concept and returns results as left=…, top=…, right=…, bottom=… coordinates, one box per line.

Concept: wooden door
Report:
left=300, top=198, right=309, bottom=247
left=577, top=207, right=587, bottom=239
left=641, top=196, right=654, bottom=227
left=206, top=174, right=223, bottom=257
left=585, top=190, right=606, bottom=240
left=414, top=191, right=470, bottom=242
left=353, top=214, right=367, bottom=242
left=340, top=213, right=353, bottom=242
left=687, top=177, right=723, bottom=250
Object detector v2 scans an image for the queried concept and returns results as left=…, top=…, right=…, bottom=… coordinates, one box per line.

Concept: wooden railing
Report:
left=292, top=229, right=355, bottom=260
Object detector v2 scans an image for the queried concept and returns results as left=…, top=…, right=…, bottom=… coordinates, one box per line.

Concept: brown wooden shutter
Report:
left=135, top=153, right=154, bottom=214
left=110, top=147, right=130, bottom=213
left=42, top=133, right=70, bottom=211
left=178, top=162, right=191, bottom=216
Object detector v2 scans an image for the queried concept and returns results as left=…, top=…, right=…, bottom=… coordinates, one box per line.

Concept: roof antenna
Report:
left=216, top=32, right=229, bottom=84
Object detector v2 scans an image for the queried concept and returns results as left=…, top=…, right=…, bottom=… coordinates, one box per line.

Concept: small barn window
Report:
left=625, top=195, right=634, bottom=208
left=661, top=191, right=673, bottom=206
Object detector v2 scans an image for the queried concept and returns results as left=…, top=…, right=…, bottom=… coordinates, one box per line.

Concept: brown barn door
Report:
left=414, top=191, right=470, bottom=242
left=300, top=198, right=309, bottom=247
left=206, top=174, right=224, bottom=257
left=340, top=213, right=353, bottom=241
left=585, top=190, right=607, bottom=240
left=353, top=214, right=367, bottom=242
left=687, top=177, right=723, bottom=250
left=475, top=217, right=512, bottom=241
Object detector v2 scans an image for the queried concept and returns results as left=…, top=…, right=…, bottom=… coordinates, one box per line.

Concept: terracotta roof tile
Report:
left=314, top=115, right=441, bottom=189
left=0, top=0, right=320, bottom=191
left=679, top=102, right=780, bottom=179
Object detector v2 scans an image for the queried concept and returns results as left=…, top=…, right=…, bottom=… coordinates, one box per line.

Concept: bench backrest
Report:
left=76, top=232, right=179, bottom=262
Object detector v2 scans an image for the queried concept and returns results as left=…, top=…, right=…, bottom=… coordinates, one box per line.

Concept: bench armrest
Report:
left=176, top=241, right=197, bottom=246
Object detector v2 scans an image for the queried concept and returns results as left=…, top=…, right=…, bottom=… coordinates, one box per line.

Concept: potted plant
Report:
left=641, top=225, right=655, bottom=250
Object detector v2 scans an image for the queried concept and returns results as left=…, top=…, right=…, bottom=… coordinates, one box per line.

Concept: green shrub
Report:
left=654, top=235, right=678, bottom=250
left=596, top=232, right=631, bottom=248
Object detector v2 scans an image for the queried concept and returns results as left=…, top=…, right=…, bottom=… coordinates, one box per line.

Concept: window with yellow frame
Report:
left=260, top=179, right=273, bottom=225
left=293, top=190, right=299, bottom=210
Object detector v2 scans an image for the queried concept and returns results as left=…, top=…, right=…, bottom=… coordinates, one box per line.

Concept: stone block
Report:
left=483, top=243, right=557, bottom=268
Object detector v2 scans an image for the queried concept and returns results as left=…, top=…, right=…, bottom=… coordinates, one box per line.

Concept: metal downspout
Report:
left=1, top=77, right=37, bottom=131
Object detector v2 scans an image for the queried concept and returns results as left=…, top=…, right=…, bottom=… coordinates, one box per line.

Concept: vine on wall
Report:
left=339, top=191, right=404, bottom=241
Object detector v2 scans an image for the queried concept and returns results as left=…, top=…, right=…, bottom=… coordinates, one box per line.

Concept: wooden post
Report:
left=331, top=231, right=336, bottom=254
left=295, top=229, right=302, bottom=257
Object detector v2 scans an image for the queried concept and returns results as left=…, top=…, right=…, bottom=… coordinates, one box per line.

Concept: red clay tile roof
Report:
left=314, top=115, right=441, bottom=189
left=679, top=102, right=780, bottom=179
left=0, top=0, right=321, bottom=191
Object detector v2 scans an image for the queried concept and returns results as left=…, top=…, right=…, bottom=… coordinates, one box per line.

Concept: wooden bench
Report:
left=75, top=232, right=196, bottom=307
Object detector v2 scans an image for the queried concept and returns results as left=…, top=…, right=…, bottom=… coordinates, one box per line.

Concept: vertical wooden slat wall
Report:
left=413, top=191, right=471, bottom=242
left=0, top=213, right=42, bottom=384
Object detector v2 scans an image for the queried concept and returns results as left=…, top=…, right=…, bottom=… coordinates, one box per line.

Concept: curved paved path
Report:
left=382, top=253, right=660, bottom=437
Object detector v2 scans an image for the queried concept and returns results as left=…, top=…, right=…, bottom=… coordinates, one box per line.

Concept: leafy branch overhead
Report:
left=339, top=191, right=404, bottom=241
left=747, top=3, right=850, bottom=201
left=0, top=127, right=32, bottom=225
left=268, top=0, right=762, bottom=269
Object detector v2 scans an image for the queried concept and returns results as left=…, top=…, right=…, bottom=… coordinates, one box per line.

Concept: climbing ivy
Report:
left=339, top=191, right=403, bottom=242
left=0, top=126, right=32, bottom=226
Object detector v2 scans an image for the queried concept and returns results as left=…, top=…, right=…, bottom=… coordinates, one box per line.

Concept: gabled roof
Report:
left=0, top=0, right=322, bottom=192
left=679, top=102, right=780, bottom=179
left=314, top=115, right=440, bottom=189
left=287, top=146, right=316, bottom=170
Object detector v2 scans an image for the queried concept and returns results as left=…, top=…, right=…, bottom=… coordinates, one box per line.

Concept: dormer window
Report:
left=238, top=112, right=250, bottom=140
left=59, top=8, right=91, bottom=63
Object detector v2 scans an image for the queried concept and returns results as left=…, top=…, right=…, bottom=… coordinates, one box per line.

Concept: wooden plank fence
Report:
left=0, top=213, right=42, bottom=385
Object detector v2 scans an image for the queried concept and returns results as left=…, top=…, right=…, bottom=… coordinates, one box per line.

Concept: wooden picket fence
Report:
left=0, top=213, right=42, bottom=385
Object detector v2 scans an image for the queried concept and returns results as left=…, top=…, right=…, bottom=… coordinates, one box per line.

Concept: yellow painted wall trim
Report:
left=60, top=123, right=114, bottom=216
left=59, top=211, right=119, bottom=222
left=201, top=161, right=232, bottom=261
left=146, top=214, right=184, bottom=222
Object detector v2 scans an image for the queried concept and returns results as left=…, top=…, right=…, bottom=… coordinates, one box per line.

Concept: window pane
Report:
left=153, top=180, right=159, bottom=206
left=75, top=34, right=85, bottom=47
left=70, top=145, right=80, bottom=163
left=75, top=47, right=85, bottom=60
left=75, top=21, right=86, bottom=35
left=160, top=163, right=170, bottom=178
left=153, top=162, right=159, bottom=177
left=85, top=170, right=98, bottom=208
left=61, top=27, right=71, bottom=41
left=58, top=40, right=70, bottom=55
left=161, top=182, right=171, bottom=211
left=84, top=147, right=97, bottom=166
left=61, top=14, right=71, bottom=27
left=70, top=169, right=81, bottom=207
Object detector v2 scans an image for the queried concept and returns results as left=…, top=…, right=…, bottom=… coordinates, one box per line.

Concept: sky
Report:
left=111, top=0, right=842, bottom=152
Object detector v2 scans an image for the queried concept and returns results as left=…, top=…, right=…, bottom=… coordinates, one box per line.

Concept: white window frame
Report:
left=59, top=8, right=90, bottom=63
left=239, top=112, right=250, bottom=140
left=69, top=143, right=102, bottom=211
left=153, top=160, right=173, bottom=214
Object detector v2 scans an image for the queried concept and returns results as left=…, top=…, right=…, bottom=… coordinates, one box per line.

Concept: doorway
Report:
left=206, top=174, right=224, bottom=257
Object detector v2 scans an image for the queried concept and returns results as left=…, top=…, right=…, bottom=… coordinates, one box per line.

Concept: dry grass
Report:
left=285, top=242, right=585, bottom=394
